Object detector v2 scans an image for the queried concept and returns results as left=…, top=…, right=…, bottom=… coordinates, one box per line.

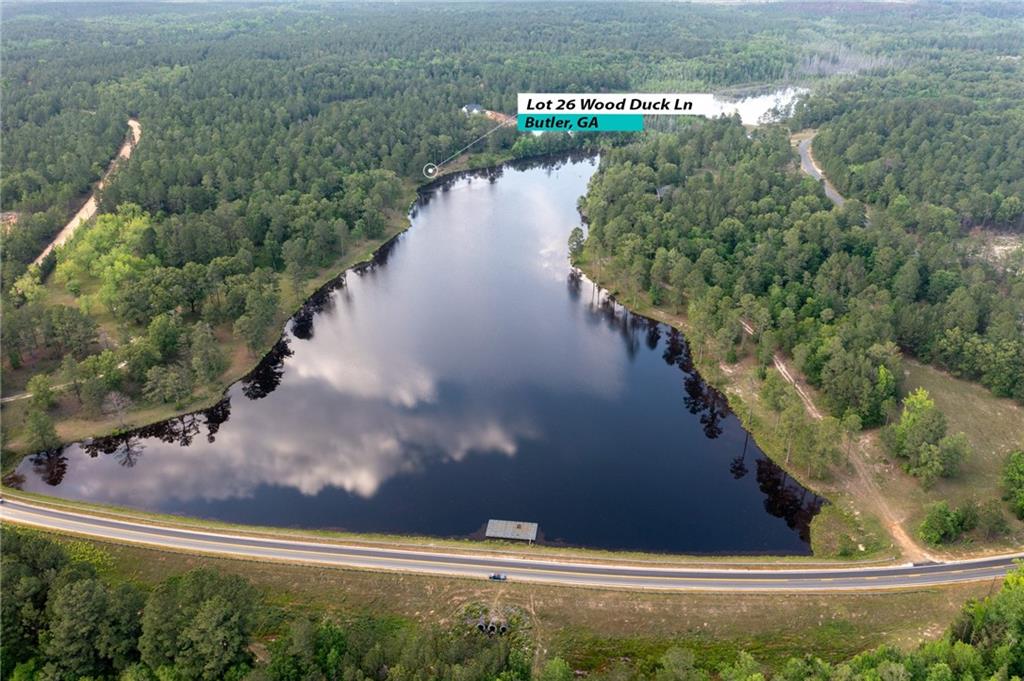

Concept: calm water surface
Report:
left=14, top=156, right=823, bottom=554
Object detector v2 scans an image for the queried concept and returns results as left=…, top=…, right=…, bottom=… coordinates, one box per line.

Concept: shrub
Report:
left=884, top=389, right=969, bottom=487
left=955, top=501, right=978, bottom=533
left=977, top=500, right=1009, bottom=539
left=1003, top=450, right=1024, bottom=519
left=920, top=502, right=958, bottom=545
left=919, top=501, right=977, bottom=546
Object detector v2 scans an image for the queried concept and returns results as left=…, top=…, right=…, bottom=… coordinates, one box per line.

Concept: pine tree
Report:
left=190, top=323, right=227, bottom=383
left=25, top=406, right=60, bottom=451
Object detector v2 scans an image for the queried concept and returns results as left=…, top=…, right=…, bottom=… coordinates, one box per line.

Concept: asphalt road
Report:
left=3, top=499, right=1020, bottom=591
left=797, top=137, right=846, bottom=207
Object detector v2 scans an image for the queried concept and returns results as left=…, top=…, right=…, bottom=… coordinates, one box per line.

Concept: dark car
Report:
left=488, top=573, right=507, bottom=581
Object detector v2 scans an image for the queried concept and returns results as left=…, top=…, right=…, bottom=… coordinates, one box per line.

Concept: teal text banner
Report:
left=517, top=114, right=643, bottom=132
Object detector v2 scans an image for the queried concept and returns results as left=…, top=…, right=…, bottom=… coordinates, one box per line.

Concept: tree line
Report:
left=3, top=527, right=1024, bottom=680
left=9, top=0, right=995, bottom=287
left=1, top=527, right=527, bottom=681
left=581, top=117, right=1023, bottom=426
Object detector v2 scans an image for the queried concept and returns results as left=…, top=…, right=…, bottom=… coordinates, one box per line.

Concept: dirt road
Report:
left=33, top=119, right=141, bottom=266
left=780, top=139, right=929, bottom=561
left=739, top=319, right=821, bottom=420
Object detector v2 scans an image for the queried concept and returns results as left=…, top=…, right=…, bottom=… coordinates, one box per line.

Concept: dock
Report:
left=485, top=519, right=538, bottom=542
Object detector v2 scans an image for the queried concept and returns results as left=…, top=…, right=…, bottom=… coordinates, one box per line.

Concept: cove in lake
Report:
left=708, top=86, right=809, bottom=126
left=12, top=155, right=824, bottom=554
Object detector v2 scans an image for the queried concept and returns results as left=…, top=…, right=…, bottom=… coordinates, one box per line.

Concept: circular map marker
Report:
left=422, top=163, right=439, bottom=179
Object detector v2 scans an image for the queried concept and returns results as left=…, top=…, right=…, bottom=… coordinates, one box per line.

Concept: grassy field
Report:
left=903, top=360, right=1024, bottom=470
left=44, top=532, right=999, bottom=674
left=864, top=360, right=1024, bottom=556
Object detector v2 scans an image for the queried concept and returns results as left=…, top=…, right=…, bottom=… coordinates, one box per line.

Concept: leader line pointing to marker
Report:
left=422, top=118, right=515, bottom=178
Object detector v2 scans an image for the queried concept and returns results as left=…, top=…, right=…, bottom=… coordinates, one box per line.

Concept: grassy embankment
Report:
left=0, top=484, right=903, bottom=567
left=38, top=529, right=999, bottom=675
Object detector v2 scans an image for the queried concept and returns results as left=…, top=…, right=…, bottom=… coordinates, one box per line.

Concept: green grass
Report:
left=810, top=504, right=887, bottom=560
left=903, top=359, right=1024, bottom=472
left=0, top=487, right=899, bottom=567
left=554, top=623, right=871, bottom=674
left=883, top=360, right=1024, bottom=553
left=2, top=390, right=227, bottom=457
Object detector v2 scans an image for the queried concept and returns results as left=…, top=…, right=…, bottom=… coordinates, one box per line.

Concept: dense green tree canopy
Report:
left=582, top=113, right=1023, bottom=428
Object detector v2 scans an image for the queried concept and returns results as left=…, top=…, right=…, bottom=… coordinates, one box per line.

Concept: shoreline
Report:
left=1, top=143, right=945, bottom=564
left=571, top=255, right=847, bottom=553
left=0, top=488, right=906, bottom=568
left=3, top=146, right=854, bottom=563
left=4, top=149, right=598, bottom=439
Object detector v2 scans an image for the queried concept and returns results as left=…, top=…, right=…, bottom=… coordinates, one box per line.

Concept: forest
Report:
left=572, top=8, right=1023, bottom=555
left=5, top=0, right=817, bottom=452
left=3, top=527, right=1024, bottom=681
left=581, top=113, right=1022, bottom=482
left=3, top=1, right=1020, bottom=467
left=2, top=0, right=1024, bottom=678
left=576, top=0, right=1023, bottom=514
left=3, top=0, right=805, bottom=288
left=795, top=57, right=1024, bottom=230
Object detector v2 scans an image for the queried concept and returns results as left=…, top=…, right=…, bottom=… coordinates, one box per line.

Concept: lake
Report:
left=13, top=155, right=823, bottom=554
left=710, top=86, right=809, bottom=125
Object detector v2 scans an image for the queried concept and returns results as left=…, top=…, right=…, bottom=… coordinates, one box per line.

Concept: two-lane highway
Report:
left=2, top=499, right=1020, bottom=591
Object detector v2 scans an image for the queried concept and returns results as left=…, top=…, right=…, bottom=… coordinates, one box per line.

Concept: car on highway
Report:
left=488, top=573, right=507, bottom=581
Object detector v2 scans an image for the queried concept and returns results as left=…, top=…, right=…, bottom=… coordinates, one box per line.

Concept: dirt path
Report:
left=33, top=118, right=142, bottom=266
left=1, top=385, right=68, bottom=404
left=2, top=361, right=127, bottom=404
left=786, top=135, right=929, bottom=558
left=772, top=354, right=823, bottom=420
left=739, top=319, right=822, bottom=420
left=739, top=318, right=931, bottom=561
left=847, top=433, right=936, bottom=563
